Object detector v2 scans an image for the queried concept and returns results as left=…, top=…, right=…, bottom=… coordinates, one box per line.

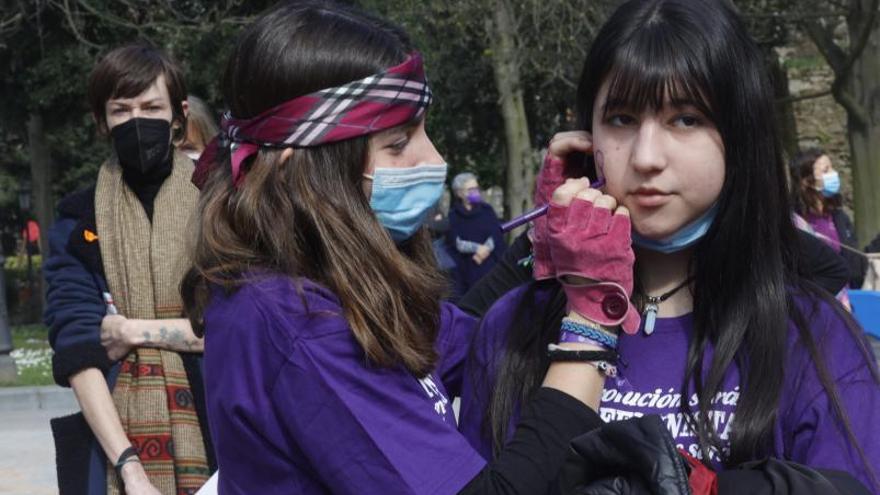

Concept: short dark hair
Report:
left=88, top=43, right=187, bottom=135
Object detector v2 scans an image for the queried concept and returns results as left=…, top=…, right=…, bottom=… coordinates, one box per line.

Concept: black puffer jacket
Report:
left=560, top=415, right=871, bottom=495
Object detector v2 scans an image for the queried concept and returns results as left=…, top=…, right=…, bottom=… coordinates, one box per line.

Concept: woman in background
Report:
left=791, top=148, right=866, bottom=289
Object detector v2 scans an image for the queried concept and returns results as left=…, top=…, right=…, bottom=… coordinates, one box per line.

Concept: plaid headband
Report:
left=192, top=52, right=432, bottom=188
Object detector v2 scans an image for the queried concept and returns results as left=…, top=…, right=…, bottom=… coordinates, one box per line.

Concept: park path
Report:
left=0, top=387, right=77, bottom=495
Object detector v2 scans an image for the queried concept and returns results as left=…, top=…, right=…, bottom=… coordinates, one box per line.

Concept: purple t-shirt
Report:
left=203, top=275, right=486, bottom=494
left=458, top=284, right=880, bottom=488
left=805, top=212, right=842, bottom=252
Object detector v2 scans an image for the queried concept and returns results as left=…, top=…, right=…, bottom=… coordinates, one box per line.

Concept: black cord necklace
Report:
left=643, top=277, right=693, bottom=335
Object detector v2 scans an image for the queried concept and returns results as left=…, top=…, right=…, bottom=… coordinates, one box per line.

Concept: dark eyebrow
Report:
left=602, top=97, right=703, bottom=115
left=602, top=98, right=632, bottom=113
left=383, top=116, right=423, bottom=139
left=668, top=98, right=700, bottom=110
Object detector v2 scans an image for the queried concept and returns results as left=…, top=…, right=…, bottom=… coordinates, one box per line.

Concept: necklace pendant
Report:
left=643, top=302, right=659, bottom=335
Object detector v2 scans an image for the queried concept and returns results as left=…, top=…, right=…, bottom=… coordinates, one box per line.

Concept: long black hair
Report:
left=482, top=0, right=879, bottom=480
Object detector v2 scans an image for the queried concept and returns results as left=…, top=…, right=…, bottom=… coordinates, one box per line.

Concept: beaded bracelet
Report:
left=592, top=360, right=619, bottom=378
left=560, top=317, right=618, bottom=349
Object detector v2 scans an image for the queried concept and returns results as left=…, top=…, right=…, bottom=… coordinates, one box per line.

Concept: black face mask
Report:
left=110, top=118, right=172, bottom=175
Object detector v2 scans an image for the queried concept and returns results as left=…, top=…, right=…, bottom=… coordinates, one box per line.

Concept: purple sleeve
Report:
left=433, top=302, right=479, bottom=397
left=781, top=303, right=880, bottom=491
left=273, top=327, right=486, bottom=494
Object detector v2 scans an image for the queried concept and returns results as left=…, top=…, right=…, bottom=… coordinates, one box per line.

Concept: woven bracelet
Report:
left=560, top=318, right=618, bottom=349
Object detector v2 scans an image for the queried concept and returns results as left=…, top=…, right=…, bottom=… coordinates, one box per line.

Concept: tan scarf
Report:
left=96, top=151, right=209, bottom=495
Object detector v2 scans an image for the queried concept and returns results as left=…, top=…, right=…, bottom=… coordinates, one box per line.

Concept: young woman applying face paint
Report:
left=43, top=44, right=214, bottom=495
left=458, top=1, right=880, bottom=493
left=181, top=2, right=624, bottom=493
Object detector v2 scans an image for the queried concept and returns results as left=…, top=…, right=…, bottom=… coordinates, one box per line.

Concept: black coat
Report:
left=830, top=209, right=868, bottom=289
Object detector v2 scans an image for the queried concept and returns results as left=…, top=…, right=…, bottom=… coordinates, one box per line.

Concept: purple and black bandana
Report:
left=192, top=52, right=432, bottom=188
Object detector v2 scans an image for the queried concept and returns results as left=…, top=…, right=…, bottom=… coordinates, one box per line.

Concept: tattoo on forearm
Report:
left=142, top=326, right=201, bottom=350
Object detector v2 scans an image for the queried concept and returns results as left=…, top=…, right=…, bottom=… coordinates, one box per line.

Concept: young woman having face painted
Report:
left=458, top=1, right=880, bottom=493
left=182, top=2, right=622, bottom=493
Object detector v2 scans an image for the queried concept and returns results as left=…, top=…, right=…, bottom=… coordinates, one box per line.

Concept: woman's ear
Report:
left=93, top=113, right=109, bottom=136
left=279, top=148, right=294, bottom=165
left=172, top=100, right=190, bottom=145
left=801, top=176, right=812, bottom=189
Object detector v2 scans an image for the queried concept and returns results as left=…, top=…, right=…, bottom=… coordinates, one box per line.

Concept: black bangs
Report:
left=601, top=30, right=715, bottom=123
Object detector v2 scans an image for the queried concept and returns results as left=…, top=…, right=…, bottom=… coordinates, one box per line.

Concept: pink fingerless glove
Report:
left=547, top=197, right=641, bottom=334
left=532, top=153, right=566, bottom=280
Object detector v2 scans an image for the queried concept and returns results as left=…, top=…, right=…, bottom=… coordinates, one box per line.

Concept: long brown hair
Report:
left=790, top=148, right=842, bottom=215
left=181, top=1, right=446, bottom=376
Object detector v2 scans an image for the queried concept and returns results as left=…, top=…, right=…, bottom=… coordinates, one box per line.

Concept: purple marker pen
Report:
left=500, top=176, right=606, bottom=232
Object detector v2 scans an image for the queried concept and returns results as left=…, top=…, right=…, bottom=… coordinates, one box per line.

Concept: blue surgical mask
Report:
left=365, top=163, right=448, bottom=242
left=821, top=171, right=840, bottom=197
left=632, top=203, right=719, bottom=253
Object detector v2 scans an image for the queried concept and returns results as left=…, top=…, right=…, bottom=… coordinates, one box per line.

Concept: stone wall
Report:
left=780, top=33, right=854, bottom=213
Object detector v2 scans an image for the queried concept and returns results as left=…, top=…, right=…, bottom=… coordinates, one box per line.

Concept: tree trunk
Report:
left=27, top=112, right=54, bottom=259
left=843, top=0, right=880, bottom=246
left=765, top=48, right=799, bottom=159
left=487, top=0, right=536, bottom=224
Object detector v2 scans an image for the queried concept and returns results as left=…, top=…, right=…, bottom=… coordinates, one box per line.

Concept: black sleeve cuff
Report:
left=457, top=231, right=533, bottom=317
left=530, top=387, right=604, bottom=430
left=52, top=342, right=114, bottom=387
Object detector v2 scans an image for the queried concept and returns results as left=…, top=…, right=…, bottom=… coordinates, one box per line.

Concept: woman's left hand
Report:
left=547, top=178, right=641, bottom=334
left=101, top=315, right=134, bottom=361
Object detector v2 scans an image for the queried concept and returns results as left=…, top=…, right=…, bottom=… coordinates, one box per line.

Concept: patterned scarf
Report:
left=95, top=151, right=209, bottom=495
left=192, top=51, right=432, bottom=189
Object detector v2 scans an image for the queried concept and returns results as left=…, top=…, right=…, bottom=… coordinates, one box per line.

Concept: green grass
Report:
left=6, top=323, right=54, bottom=387
left=783, top=54, right=826, bottom=72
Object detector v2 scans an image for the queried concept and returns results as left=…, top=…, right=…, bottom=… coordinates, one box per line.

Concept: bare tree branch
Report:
left=840, top=0, right=879, bottom=76
left=0, top=12, right=23, bottom=41
left=796, top=0, right=878, bottom=129
left=776, top=88, right=833, bottom=104
left=74, top=0, right=153, bottom=38
left=53, top=0, right=102, bottom=49
left=800, top=17, right=848, bottom=74
left=741, top=11, right=847, bottom=20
